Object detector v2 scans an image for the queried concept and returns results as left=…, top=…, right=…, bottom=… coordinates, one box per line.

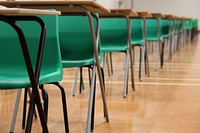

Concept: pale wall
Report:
left=96, top=0, right=200, bottom=28
left=134, top=0, right=200, bottom=28
left=96, top=0, right=115, bottom=8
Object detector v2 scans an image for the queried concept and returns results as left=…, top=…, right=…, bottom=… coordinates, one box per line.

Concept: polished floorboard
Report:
left=0, top=36, right=200, bottom=133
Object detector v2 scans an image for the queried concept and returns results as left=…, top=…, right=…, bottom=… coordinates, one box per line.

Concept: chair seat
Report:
left=131, top=39, right=144, bottom=46
left=62, top=59, right=95, bottom=68
left=100, top=18, right=128, bottom=53
left=101, top=43, right=128, bottom=53
left=59, top=16, right=102, bottom=69
left=0, top=67, right=62, bottom=89
left=147, top=36, right=163, bottom=41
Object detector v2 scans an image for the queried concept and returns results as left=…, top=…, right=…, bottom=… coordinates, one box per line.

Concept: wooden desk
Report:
left=0, top=0, right=110, bottom=14
left=0, top=7, right=61, bottom=15
left=180, top=17, right=192, bottom=21
left=0, top=8, right=62, bottom=133
left=151, top=13, right=165, bottom=18
left=137, top=11, right=152, bottom=18
left=100, top=8, right=137, bottom=17
left=165, top=14, right=175, bottom=20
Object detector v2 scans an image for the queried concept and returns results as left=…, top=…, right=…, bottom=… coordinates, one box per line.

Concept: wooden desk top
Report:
left=173, top=16, right=184, bottom=20
left=100, top=8, right=138, bottom=17
left=165, top=14, right=174, bottom=19
left=0, top=6, right=61, bottom=15
left=0, top=0, right=110, bottom=14
left=136, top=11, right=152, bottom=18
left=151, top=13, right=165, bottom=18
left=181, top=17, right=192, bottom=20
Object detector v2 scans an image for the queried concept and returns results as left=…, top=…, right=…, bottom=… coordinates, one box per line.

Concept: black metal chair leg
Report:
left=22, top=88, right=28, bottom=129
left=106, top=53, right=111, bottom=77
left=52, top=82, right=69, bottom=133
left=132, top=47, right=135, bottom=65
left=144, top=48, right=148, bottom=76
left=126, top=64, right=129, bottom=95
left=145, top=41, right=150, bottom=77
left=25, top=94, right=35, bottom=133
left=161, top=42, right=165, bottom=68
left=139, top=47, right=142, bottom=79
left=129, top=47, right=135, bottom=91
left=79, top=67, right=83, bottom=94
left=22, top=88, right=37, bottom=130
left=28, top=89, right=37, bottom=118
left=90, top=68, right=96, bottom=132
left=88, top=67, right=91, bottom=86
left=40, top=85, right=49, bottom=122
left=109, top=53, right=113, bottom=75
left=170, top=35, right=173, bottom=60
left=100, top=67, right=106, bottom=118
left=81, top=68, right=85, bottom=91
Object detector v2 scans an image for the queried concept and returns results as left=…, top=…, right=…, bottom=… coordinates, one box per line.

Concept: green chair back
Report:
left=171, top=20, right=176, bottom=34
left=100, top=18, right=128, bottom=52
left=0, top=15, right=62, bottom=89
left=146, top=18, right=163, bottom=41
left=185, top=20, right=193, bottom=30
left=161, top=19, right=170, bottom=38
left=177, top=20, right=183, bottom=33
left=58, top=15, right=101, bottom=68
left=192, top=19, right=198, bottom=29
left=130, top=18, right=145, bottom=45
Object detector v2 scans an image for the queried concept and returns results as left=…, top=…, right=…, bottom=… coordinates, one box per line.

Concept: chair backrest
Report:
left=161, top=19, right=170, bottom=38
left=146, top=18, right=163, bottom=41
left=192, top=19, right=198, bottom=29
left=185, top=20, right=193, bottom=30
left=100, top=17, right=128, bottom=52
left=58, top=15, right=101, bottom=68
left=0, top=15, right=63, bottom=87
left=171, top=20, right=176, bottom=34
left=130, top=18, right=145, bottom=45
left=177, top=20, right=183, bottom=33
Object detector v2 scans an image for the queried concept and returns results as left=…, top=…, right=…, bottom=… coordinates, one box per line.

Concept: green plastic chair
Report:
left=191, top=19, right=198, bottom=41
left=170, top=19, right=178, bottom=54
left=161, top=19, right=170, bottom=39
left=100, top=17, right=134, bottom=98
left=185, top=20, right=193, bottom=31
left=160, top=19, right=172, bottom=62
left=130, top=18, right=146, bottom=81
left=146, top=18, right=164, bottom=69
left=176, top=20, right=183, bottom=47
left=58, top=15, right=108, bottom=133
left=0, top=15, right=69, bottom=132
left=185, top=19, right=193, bottom=43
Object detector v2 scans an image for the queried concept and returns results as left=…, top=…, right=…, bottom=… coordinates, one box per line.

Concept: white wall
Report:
left=96, top=0, right=132, bottom=8
left=96, top=0, right=115, bottom=8
left=134, top=0, right=200, bottom=28
left=95, top=0, right=200, bottom=28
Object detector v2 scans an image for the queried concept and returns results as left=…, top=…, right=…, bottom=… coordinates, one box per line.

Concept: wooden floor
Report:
left=1, top=35, right=200, bottom=133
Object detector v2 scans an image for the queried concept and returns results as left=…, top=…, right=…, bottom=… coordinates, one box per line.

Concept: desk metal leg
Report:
left=72, top=67, right=79, bottom=96
left=86, top=65, right=96, bottom=133
left=123, top=51, right=129, bottom=98
left=10, top=89, right=22, bottom=133
left=90, top=67, right=96, bottom=132
left=84, top=9, right=109, bottom=122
